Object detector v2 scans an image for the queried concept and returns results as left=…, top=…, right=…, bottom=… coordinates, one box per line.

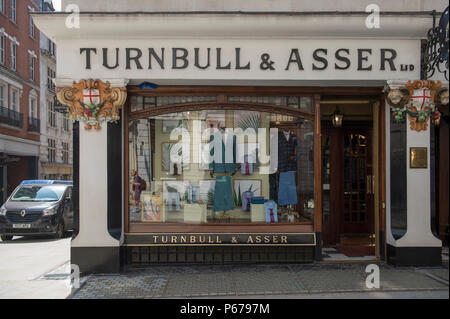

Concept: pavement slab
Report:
left=69, top=263, right=449, bottom=299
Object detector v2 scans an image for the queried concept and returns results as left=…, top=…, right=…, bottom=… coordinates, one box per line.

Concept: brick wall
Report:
left=0, top=0, right=40, bottom=142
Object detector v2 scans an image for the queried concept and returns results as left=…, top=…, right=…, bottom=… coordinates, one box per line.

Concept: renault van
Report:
left=0, top=180, right=73, bottom=241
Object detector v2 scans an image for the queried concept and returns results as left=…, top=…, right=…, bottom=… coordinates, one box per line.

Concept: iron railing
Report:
left=27, top=117, right=40, bottom=133
left=0, top=106, right=23, bottom=128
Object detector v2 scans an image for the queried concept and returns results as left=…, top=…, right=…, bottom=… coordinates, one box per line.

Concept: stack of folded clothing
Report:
left=251, top=196, right=265, bottom=204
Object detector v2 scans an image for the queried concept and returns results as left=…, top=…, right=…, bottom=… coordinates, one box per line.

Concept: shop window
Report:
left=128, top=101, right=315, bottom=225
left=45, top=174, right=58, bottom=180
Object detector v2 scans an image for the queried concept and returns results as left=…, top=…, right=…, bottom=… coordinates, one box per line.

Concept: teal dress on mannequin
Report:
left=209, top=130, right=237, bottom=211
left=213, top=175, right=234, bottom=212
left=209, top=130, right=238, bottom=173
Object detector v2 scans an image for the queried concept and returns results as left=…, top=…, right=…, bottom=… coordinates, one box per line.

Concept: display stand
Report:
left=251, top=203, right=266, bottom=222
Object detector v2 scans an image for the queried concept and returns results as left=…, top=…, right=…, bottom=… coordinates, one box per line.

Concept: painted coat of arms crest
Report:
left=386, top=80, right=448, bottom=132
left=56, top=79, right=127, bottom=130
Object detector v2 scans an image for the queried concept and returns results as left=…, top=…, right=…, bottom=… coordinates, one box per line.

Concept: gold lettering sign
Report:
left=410, top=147, right=427, bottom=168
left=127, top=233, right=316, bottom=246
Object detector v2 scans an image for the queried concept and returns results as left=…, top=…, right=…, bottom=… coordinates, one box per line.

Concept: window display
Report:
left=128, top=99, right=314, bottom=225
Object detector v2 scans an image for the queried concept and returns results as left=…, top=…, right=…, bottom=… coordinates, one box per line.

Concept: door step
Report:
left=338, top=233, right=375, bottom=246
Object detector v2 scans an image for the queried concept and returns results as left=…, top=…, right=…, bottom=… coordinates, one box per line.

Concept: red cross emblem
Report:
left=411, top=89, right=431, bottom=110
left=82, top=89, right=101, bottom=105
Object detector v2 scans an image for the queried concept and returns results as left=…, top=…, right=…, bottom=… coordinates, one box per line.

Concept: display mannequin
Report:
left=277, top=129, right=299, bottom=221
left=209, top=127, right=238, bottom=219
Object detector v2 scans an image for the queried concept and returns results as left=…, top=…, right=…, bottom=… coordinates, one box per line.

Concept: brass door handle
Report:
left=366, top=175, right=372, bottom=194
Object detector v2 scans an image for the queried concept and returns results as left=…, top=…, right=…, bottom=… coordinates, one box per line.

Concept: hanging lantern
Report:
left=332, top=106, right=344, bottom=127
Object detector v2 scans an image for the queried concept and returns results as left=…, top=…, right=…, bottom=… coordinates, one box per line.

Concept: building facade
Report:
left=38, top=0, right=72, bottom=181
left=0, top=0, right=41, bottom=206
left=33, top=0, right=449, bottom=273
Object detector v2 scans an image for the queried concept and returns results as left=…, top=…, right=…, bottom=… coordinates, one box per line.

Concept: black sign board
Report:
left=54, top=96, right=68, bottom=114
left=125, top=233, right=316, bottom=246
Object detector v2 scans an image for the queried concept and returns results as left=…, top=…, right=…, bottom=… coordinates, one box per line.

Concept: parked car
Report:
left=0, top=180, right=74, bottom=241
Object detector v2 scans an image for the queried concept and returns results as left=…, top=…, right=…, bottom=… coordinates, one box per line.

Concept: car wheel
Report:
left=54, top=220, right=64, bottom=239
left=1, top=235, right=13, bottom=241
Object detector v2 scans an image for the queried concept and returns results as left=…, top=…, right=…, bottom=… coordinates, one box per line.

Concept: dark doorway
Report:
left=321, top=123, right=375, bottom=247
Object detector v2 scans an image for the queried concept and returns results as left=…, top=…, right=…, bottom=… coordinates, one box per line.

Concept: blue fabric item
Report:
left=264, top=200, right=278, bottom=223
left=209, top=131, right=238, bottom=173
left=251, top=196, right=265, bottom=204
left=187, top=184, right=200, bottom=202
left=278, top=171, right=298, bottom=205
left=167, top=192, right=181, bottom=211
left=213, top=175, right=234, bottom=212
left=269, top=173, right=278, bottom=202
left=241, top=190, right=254, bottom=211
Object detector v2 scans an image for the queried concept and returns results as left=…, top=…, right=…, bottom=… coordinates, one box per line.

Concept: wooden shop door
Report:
left=322, top=127, right=374, bottom=246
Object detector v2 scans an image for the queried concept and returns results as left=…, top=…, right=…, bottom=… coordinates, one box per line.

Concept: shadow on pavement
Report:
left=0, top=233, right=72, bottom=244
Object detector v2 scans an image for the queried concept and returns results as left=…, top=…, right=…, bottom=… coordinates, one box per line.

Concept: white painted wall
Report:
left=54, top=38, right=421, bottom=84
left=71, top=122, right=118, bottom=248
left=396, top=121, right=441, bottom=247
left=61, top=0, right=449, bottom=12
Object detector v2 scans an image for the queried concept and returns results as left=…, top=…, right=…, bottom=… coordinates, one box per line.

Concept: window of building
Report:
left=62, top=142, right=69, bottom=164
left=48, top=100, right=57, bottom=127
left=47, top=68, right=55, bottom=91
left=10, top=43, right=16, bottom=70
left=0, top=83, right=6, bottom=109
left=30, top=56, right=35, bottom=81
left=0, top=0, right=5, bottom=14
left=10, top=0, right=16, bottom=23
left=48, top=139, right=56, bottom=163
left=29, top=11, right=35, bottom=38
left=10, top=88, right=19, bottom=112
left=127, top=93, right=316, bottom=227
left=63, top=117, right=70, bottom=132
left=0, top=35, right=4, bottom=65
left=29, top=96, right=37, bottom=119
left=47, top=39, right=56, bottom=56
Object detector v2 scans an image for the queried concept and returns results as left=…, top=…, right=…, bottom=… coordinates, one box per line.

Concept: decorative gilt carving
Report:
left=405, top=80, right=442, bottom=105
left=56, top=79, right=127, bottom=130
left=407, top=106, right=432, bottom=132
left=385, top=88, right=410, bottom=108
left=435, top=87, right=449, bottom=107
left=388, top=80, right=445, bottom=132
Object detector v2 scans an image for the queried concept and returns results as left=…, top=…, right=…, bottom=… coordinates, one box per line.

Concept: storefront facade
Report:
left=33, top=2, right=448, bottom=273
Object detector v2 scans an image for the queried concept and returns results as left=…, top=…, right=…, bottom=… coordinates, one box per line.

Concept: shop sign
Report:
left=125, top=233, right=316, bottom=246
left=80, top=47, right=406, bottom=72
left=59, top=39, right=421, bottom=80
